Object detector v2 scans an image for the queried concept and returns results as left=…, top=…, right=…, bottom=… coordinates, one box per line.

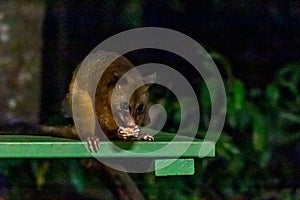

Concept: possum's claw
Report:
left=86, top=136, right=100, bottom=153
left=117, top=126, right=129, bottom=139
left=139, top=134, right=154, bottom=141
left=132, top=125, right=141, bottom=138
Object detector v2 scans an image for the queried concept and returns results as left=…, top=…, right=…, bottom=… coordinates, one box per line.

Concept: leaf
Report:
left=173, top=102, right=181, bottom=125
left=276, top=62, right=300, bottom=94
left=69, top=161, right=86, bottom=193
left=228, top=155, right=245, bottom=175
left=252, top=114, right=268, bottom=152
left=31, top=161, right=49, bottom=189
left=265, top=84, right=280, bottom=107
left=216, top=133, right=240, bottom=160
left=258, top=150, right=271, bottom=168
left=280, top=112, right=300, bottom=124
left=245, top=102, right=268, bottom=152
left=200, top=84, right=211, bottom=111
left=226, top=94, right=237, bottom=128
left=232, top=79, right=245, bottom=110
left=209, top=51, right=233, bottom=79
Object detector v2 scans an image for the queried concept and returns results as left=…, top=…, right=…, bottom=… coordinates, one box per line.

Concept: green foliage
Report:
left=146, top=56, right=300, bottom=199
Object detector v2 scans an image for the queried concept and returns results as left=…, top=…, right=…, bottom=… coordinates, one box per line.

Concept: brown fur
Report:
left=68, top=51, right=153, bottom=139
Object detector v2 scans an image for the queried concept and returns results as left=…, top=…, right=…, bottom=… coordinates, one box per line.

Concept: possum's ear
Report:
left=143, top=73, right=156, bottom=85
left=142, top=73, right=156, bottom=91
left=115, top=78, right=128, bottom=90
left=113, top=71, right=129, bottom=89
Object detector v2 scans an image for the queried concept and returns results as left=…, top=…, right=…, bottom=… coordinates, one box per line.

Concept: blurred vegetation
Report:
left=147, top=55, right=300, bottom=199
left=0, top=0, right=300, bottom=199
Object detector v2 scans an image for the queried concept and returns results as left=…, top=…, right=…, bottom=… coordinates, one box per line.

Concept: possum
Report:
left=67, top=51, right=155, bottom=152
left=0, top=51, right=155, bottom=153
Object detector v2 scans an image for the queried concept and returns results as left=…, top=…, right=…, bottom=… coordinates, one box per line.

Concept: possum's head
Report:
left=110, top=73, right=156, bottom=128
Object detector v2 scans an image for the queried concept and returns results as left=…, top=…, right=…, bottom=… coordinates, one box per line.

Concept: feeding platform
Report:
left=0, top=133, right=215, bottom=176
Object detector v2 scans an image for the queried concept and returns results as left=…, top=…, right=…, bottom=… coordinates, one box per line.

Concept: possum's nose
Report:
left=117, top=112, right=136, bottom=127
left=126, top=117, right=136, bottom=127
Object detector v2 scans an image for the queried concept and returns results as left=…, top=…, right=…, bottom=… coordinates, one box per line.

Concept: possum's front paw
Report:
left=117, top=126, right=155, bottom=141
left=85, top=136, right=100, bottom=153
left=117, top=125, right=141, bottom=139
left=139, top=134, right=154, bottom=141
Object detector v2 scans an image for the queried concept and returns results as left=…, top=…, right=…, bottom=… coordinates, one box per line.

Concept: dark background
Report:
left=0, top=1, right=299, bottom=199
left=40, top=0, right=300, bottom=122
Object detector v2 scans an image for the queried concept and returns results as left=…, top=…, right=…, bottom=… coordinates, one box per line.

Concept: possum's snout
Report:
left=114, top=110, right=136, bottom=128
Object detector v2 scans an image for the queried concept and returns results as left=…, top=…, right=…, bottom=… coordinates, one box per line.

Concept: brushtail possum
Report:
left=0, top=51, right=155, bottom=153
left=68, top=51, right=155, bottom=152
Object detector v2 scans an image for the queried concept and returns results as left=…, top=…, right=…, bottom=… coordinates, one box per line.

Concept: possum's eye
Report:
left=136, top=104, right=144, bottom=114
left=120, top=102, right=130, bottom=111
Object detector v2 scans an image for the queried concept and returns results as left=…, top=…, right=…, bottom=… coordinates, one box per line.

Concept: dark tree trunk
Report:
left=39, top=0, right=127, bottom=124
left=40, top=1, right=77, bottom=124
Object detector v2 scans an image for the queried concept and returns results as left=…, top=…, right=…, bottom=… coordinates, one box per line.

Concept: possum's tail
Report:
left=0, top=121, right=79, bottom=139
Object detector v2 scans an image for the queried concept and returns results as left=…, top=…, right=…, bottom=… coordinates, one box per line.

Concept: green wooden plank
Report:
left=155, top=159, right=195, bottom=176
left=0, top=134, right=215, bottom=158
